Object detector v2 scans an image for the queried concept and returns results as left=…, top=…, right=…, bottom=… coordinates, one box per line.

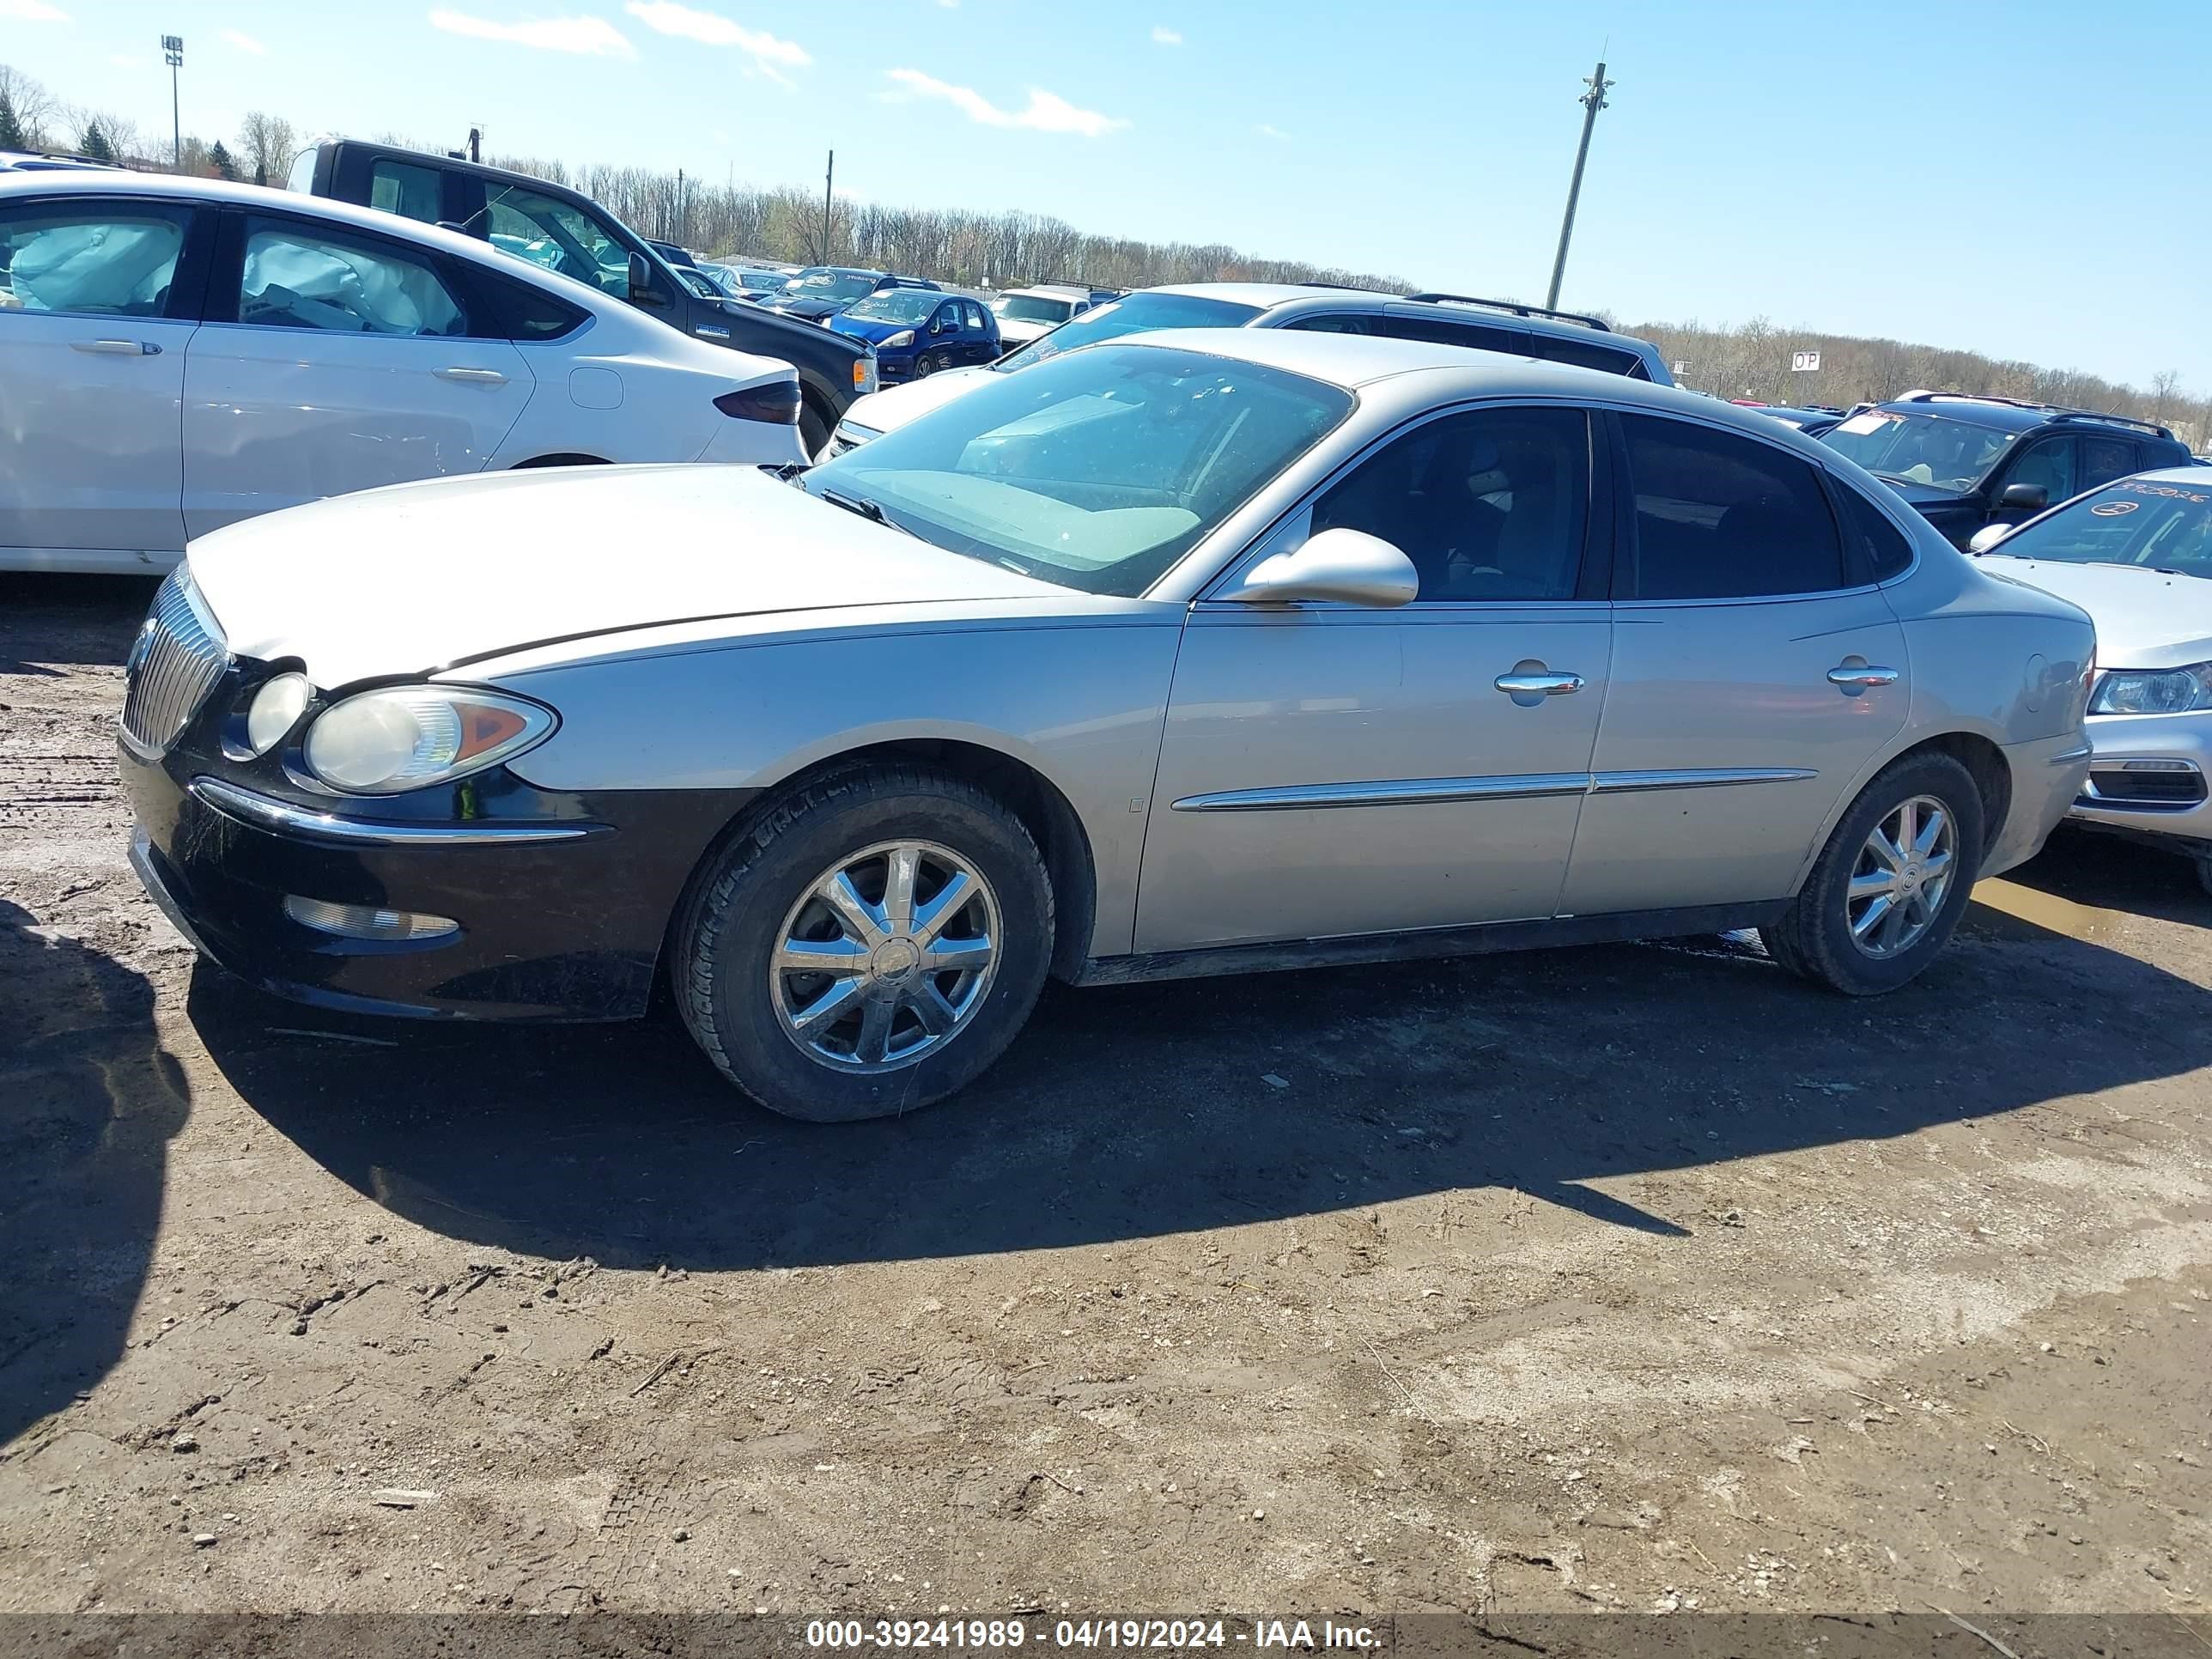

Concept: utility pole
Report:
left=821, top=149, right=835, bottom=264
left=467, top=125, right=481, bottom=164
left=1544, top=57, right=1613, bottom=312
left=161, top=34, right=184, bottom=171
left=677, top=167, right=686, bottom=245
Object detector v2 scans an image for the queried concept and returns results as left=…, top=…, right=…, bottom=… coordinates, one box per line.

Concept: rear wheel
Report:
left=916, top=350, right=949, bottom=378
left=674, top=765, right=1054, bottom=1121
left=1761, top=751, right=1984, bottom=994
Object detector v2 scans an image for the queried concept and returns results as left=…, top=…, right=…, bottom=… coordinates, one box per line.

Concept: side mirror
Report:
left=1217, top=526, right=1419, bottom=608
left=628, top=252, right=665, bottom=306
left=1999, top=482, right=2047, bottom=512
left=1967, top=523, right=2014, bottom=556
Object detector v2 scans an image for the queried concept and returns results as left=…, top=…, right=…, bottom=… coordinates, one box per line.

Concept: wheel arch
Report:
left=667, top=737, right=1101, bottom=988
left=1790, top=727, right=2014, bottom=896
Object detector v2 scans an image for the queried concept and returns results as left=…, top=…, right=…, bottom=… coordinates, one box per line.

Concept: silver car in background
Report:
left=1971, top=470, right=2212, bottom=889
left=119, top=330, right=2094, bottom=1121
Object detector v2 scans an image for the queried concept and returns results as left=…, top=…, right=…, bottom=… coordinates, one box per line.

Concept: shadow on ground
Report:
left=0, top=901, right=191, bottom=1443
left=0, top=574, right=159, bottom=676
left=187, top=843, right=2212, bottom=1271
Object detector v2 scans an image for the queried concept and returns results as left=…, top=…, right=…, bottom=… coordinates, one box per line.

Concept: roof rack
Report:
left=1895, top=389, right=2174, bottom=439
left=2049, top=410, right=2176, bottom=440
left=1401, top=293, right=1612, bottom=331
left=1295, top=281, right=1405, bottom=295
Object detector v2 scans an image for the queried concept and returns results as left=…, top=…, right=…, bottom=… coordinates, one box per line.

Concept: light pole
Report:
left=161, top=34, right=184, bottom=172
left=1544, top=58, right=1613, bottom=313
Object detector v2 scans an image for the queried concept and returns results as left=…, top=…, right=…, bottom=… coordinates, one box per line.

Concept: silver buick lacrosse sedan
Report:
left=120, top=328, right=2095, bottom=1120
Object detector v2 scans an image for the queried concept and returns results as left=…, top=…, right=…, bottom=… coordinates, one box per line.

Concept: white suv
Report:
left=0, top=172, right=805, bottom=574
left=826, top=283, right=1671, bottom=456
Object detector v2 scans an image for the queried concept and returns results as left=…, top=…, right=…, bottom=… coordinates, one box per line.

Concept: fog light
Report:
left=283, top=895, right=458, bottom=941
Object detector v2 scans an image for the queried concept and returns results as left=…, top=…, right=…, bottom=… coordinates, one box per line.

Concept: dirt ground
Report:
left=1, top=572, right=2206, bottom=1626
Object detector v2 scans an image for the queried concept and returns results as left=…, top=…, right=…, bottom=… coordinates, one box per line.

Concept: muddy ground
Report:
left=0, top=572, right=2205, bottom=1625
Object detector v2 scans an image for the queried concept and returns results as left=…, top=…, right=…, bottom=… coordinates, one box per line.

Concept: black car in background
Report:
left=763, top=267, right=940, bottom=325
left=289, top=140, right=875, bottom=453
left=1818, top=392, right=2193, bottom=549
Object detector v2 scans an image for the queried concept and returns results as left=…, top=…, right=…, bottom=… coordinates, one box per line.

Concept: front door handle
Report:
left=1495, top=667, right=1586, bottom=702
left=1827, top=663, right=1900, bottom=690
left=434, top=366, right=508, bottom=385
left=72, top=338, right=159, bottom=356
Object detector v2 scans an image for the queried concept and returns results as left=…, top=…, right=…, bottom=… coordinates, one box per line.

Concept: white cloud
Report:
left=1, top=0, right=69, bottom=20
left=1255, top=122, right=1290, bottom=141
left=1151, top=25, right=1180, bottom=44
left=222, top=27, right=268, bottom=54
left=885, top=69, right=1127, bottom=137
left=623, top=1, right=807, bottom=70
left=427, top=9, right=635, bottom=57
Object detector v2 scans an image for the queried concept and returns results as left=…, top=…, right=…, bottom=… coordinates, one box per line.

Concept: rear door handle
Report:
left=72, top=338, right=159, bottom=356
left=1495, top=670, right=1585, bottom=699
left=434, top=366, right=508, bottom=385
left=1827, top=664, right=1900, bottom=690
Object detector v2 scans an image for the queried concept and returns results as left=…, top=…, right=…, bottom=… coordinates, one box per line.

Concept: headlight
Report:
left=2090, top=662, right=2212, bottom=716
left=244, top=672, right=313, bottom=756
left=301, top=686, right=555, bottom=794
left=881, top=330, right=915, bottom=349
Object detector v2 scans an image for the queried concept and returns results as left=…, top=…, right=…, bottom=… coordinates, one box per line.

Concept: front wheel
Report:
left=673, top=765, right=1055, bottom=1121
left=915, top=350, right=948, bottom=378
left=1760, top=751, right=1985, bottom=995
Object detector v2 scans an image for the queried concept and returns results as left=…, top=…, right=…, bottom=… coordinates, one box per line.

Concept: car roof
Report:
left=0, top=168, right=626, bottom=312
left=1875, top=392, right=2180, bottom=442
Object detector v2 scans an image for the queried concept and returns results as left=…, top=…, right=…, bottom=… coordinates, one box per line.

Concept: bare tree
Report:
left=238, top=111, right=297, bottom=187
left=0, top=63, right=56, bottom=150
left=2149, top=369, right=2183, bottom=425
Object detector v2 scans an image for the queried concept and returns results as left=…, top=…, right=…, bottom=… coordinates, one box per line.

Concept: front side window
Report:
left=1312, top=406, right=1591, bottom=602
left=1987, top=476, right=2212, bottom=580
left=964, top=301, right=988, bottom=331
left=369, top=161, right=443, bottom=225
left=1819, top=408, right=2011, bottom=493
left=0, top=203, right=190, bottom=317
left=996, top=290, right=1264, bottom=372
left=802, top=343, right=1352, bottom=597
left=236, top=220, right=465, bottom=336
left=1620, top=414, right=1845, bottom=599
left=2006, top=435, right=2078, bottom=502
left=484, top=185, right=630, bottom=298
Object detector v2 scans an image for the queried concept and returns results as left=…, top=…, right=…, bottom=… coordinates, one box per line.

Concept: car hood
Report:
left=1981, top=556, right=2212, bottom=668
left=996, top=318, right=1054, bottom=345
left=769, top=295, right=848, bottom=321
left=827, top=313, right=914, bottom=345
left=1880, top=479, right=1980, bottom=514
left=185, top=464, right=1061, bottom=687
left=842, top=365, right=997, bottom=434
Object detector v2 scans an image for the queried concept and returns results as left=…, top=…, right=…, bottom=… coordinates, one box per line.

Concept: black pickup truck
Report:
left=289, top=140, right=874, bottom=453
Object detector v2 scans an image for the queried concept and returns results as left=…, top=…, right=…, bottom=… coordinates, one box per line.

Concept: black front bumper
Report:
left=121, top=738, right=752, bottom=1023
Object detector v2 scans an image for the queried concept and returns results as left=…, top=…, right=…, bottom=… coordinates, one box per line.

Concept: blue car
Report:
left=828, top=289, right=1000, bottom=382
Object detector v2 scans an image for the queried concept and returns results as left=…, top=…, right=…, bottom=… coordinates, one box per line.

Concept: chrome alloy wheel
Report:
left=1846, top=794, right=1957, bottom=959
left=770, top=840, right=1001, bottom=1073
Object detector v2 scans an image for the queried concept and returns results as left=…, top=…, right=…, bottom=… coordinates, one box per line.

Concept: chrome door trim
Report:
left=1170, top=766, right=1817, bottom=812
left=1588, top=767, right=1818, bottom=793
left=190, top=775, right=602, bottom=845
left=1170, top=773, right=1591, bottom=812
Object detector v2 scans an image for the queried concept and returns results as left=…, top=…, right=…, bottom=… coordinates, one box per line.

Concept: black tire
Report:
left=673, top=764, right=1054, bottom=1121
left=916, top=350, right=946, bottom=378
left=1761, top=750, right=1984, bottom=995
left=2194, top=854, right=2212, bottom=900
left=798, top=398, right=831, bottom=461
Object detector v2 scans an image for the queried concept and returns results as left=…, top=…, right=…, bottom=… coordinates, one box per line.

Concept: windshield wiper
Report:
left=820, top=487, right=917, bottom=538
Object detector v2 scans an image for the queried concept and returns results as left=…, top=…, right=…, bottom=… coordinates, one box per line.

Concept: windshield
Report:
left=1988, top=477, right=2212, bottom=579
left=787, top=272, right=878, bottom=302
left=801, top=343, right=1352, bottom=597
left=842, top=289, right=941, bottom=324
left=1819, top=408, right=2013, bottom=493
left=994, top=291, right=1264, bottom=373
left=996, top=295, right=1074, bottom=324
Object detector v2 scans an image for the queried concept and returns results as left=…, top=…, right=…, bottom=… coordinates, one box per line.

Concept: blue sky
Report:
left=9, top=0, right=2207, bottom=393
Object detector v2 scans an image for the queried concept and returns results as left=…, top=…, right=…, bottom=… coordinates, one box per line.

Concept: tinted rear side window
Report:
left=1369, top=313, right=1528, bottom=356
left=1833, top=483, right=1916, bottom=581
left=1526, top=333, right=1639, bottom=375
left=1619, top=414, right=1844, bottom=599
left=465, top=264, right=589, bottom=340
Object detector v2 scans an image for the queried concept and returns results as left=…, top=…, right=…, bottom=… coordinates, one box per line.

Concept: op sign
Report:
left=1790, top=350, right=1821, bottom=373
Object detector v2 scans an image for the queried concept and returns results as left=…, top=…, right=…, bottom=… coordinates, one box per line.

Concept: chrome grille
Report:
left=120, top=568, right=229, bottom=757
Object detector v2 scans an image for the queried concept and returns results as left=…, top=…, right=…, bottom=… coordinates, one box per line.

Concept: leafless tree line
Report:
left=1626, top=314, right=2205, bottom=450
